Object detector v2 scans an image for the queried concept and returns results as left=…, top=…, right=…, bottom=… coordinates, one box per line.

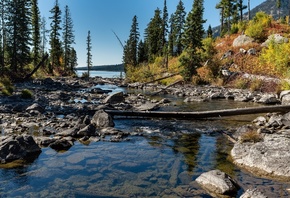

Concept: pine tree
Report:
left=63, top=5, right=75, bottom=73
left=123, top=15, right=139, bottom=68
left=161, top=0, right=168, bottom=54
left=137, top=39, right=147, bottom=64
left=86, top=30, right=92, bottom=77
left=237, top=0, right=247, bottom=21
left=207, top=25, right=213, bottom=38
left=31, top=0, right=41, bottom=66
left=6, top=0, right=32, bottom=74
left=0, top=0, right=8, bottom=72
left=69, top=47, right=77, bottom=71
left=49, top=0, right=62, bottom=74
left=180, top=0, right=206, bottom=82
left=144, top=8, right=163, bottom=61
left=168, top=0, right=186, bottom=56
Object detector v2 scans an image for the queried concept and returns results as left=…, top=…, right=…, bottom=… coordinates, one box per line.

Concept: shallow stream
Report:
left=0, top=81, right=290, bottom=197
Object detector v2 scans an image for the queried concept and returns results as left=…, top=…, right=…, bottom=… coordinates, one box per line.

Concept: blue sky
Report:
left=38, top=0, right=265, bottom=67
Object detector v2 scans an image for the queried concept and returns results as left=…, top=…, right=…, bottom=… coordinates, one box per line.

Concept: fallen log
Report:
left=105, top=105, right=290, bottom=119
left=151, top=80, right=183, bottom=96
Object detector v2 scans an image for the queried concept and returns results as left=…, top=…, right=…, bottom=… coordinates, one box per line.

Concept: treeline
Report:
left=0, top=0, right=77, bottom=80
left=122, top=0, right=251, bottom=82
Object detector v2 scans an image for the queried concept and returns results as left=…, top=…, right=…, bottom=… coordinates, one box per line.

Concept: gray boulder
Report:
left=91, top=110, right=115, bottom=128
left=257, top=94, right=280, bottom=104
left=103, top=91, right=125, bottom=104
left=196, top=169, right=240, bottom=196
left=0, top=135, right=41, bottom=163
left=135, top=102, right=159, bottom=111
left=231, top=133, right=290, bottom=180
left=261, top=34, right=289, bottom=47
left=26, top=103, right=45, bottom=114
left=240, top=188, right=267, bottom=198
left=280, top=90, right=290, bottom=105
left=233, top=35, right=254, bottom=47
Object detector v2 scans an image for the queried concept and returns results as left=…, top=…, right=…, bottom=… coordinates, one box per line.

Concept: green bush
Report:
left=21, top=89, right=33, bottom=99
left=245, top=12, right=271, bottom=42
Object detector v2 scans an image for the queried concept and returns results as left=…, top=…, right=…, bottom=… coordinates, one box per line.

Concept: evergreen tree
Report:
left=69, top=47, right=77, bottom=71
left=161, top=0, right=168, bottom=54
left=86, top=30, right=92, bottom=77
left=49, top=0, right=62, bottom=74
left=144, top=8, right=163, bottom=61
left=123, top=15, right=139, bottom=68
left=237, top=0, right=247, bottom=21
left=137, top=39, right=147, bottom=64
left=248, top=0, right=251, bottom=20
left=168, top=0, right=186, bottom=56
left=207, top=25, right=213, bottom=38
left=216, top=0, right=238, bottom=35
left=31, top=0, right=41, bottom=66
left=6, top=0, right=32, bottom=74
left=180, top=0, right=205, bottom=82
left=63, top=5, right=75, bottom=73
left=0, top=0, right=8, bottom=72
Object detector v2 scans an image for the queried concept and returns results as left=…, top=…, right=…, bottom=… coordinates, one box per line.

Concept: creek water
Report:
left=0, top=72, right=289, bottom=197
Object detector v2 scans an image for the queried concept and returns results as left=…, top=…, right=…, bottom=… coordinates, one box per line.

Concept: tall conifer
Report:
left=86, top=30, right=92, bottom=77
left=63, top=5, right=75, bottom=73
left=180, top=0, right=205, bottom=81
left=31, top=0, right=41, bottom=66
left=49, top=0, right=62, bottom=74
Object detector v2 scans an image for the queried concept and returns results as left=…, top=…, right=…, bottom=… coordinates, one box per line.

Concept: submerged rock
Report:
left=196, top=169, right=240, bottom=197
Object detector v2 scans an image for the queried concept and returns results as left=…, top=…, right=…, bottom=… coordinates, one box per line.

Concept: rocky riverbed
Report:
left=1, top=76, right=290, bottom=197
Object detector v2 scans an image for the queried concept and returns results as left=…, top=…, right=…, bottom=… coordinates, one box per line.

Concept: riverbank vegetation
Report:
left=0, top=0, right=77, bottom=82
left=123, top=0, right=290, bottom=93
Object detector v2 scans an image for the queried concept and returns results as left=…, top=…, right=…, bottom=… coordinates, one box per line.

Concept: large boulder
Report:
left=233, top=35, right=254, bottom=47
left=231, top=132, right=290, bottom=180
left=196, top=170, right=240, bottom=197
left=0, top=135, right=41, bottom=163
left=103, top=92, right=125, bottom=104
left=91, top=110, right=115, bottom=128
left=261, top=34, right=289, bottom=47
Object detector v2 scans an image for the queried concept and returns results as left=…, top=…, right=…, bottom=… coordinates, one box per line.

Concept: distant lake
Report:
left=76, top=70, right=125, bottom=78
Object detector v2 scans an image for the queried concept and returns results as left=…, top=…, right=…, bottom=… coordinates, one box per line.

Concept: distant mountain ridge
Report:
left=212, top=0, right=290, bottom=36
left=76, top=64, right=124, bottom=72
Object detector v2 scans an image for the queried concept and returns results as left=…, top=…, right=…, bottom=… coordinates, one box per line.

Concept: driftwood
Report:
left=143, top=73, right=180, bottom=86
left=23, top=54, right=49, bottom=81
left=105, top=105, right=290, bottom=119
left=151, top=80, right=183, bottom=96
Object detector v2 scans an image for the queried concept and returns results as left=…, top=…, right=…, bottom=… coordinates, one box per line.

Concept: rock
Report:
left=280, top=91, right=290, bottom=105
left=221, top=50, right=234, bottom=60
left=257, top=94, right=280, bottom=104
left=252, top=116, right=267, bottom=126
left=91, top=110, right=115, bottom=128
left=26, top=103, right=45, bottom=114
left=103, top=91, right=125, bottom=104
left=231, top=133, right=290, bottom=180
left=240, top=188, right=267, bottom=198
left=261, top=34, right=289, bottom=47
left=0, top=135, right=41, bottom=163
left=135, top=102, right=159, bottom=111
left=196, top=170, right=240, bottom=196
left=281, top=112, right=290, bottom=127
left=233, top=35, right=254, bottom=47
left=247, top=48, right=257, bottom=55
left=266, top=114, right=283, bottom=128
left=76, top=124, right=96, bottom=137
left=49, top=138, right=74, bottom=151
left=56, top=127, right=79, bottom=137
